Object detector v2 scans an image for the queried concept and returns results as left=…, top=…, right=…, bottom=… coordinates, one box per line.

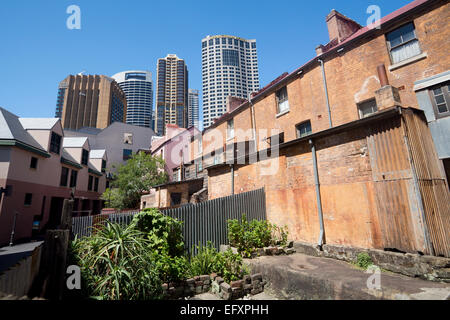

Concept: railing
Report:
left=71, top=188, right=267, bottom=253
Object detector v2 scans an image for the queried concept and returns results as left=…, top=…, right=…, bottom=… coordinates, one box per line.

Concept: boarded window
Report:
left=358, top=99, right=378, bottom=118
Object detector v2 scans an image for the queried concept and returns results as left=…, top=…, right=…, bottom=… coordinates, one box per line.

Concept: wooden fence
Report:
left=71, top=188, right=267, bottom=252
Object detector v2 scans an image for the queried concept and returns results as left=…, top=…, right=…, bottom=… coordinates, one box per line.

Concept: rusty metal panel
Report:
left=366, top=115, right=428, bottom=254
left=402, top=109, right=450, bottom=257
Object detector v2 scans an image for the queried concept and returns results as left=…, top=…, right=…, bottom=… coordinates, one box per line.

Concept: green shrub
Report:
left=71, top=222, right=162, bottom=300
left=356, top=252, right=373, bottom=270
left=131, top=208, right=185, bottom=257
left=227, top=215, right=289, bottom=258
left=188, top=241, right=220, bottom=277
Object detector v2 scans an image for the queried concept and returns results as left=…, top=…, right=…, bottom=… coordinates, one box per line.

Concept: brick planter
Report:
left=210, top=273, right=266, bottom=300
left=162, top=275, right=211, bottom=299
left=224, top=241, right=296, bottom=258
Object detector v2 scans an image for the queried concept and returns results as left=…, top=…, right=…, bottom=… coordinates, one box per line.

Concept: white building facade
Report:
left=112, top=70, right=153, bottom=128
left=201, top=35, right=260, bottom=128
left=188, top=89, right=199, bottom=128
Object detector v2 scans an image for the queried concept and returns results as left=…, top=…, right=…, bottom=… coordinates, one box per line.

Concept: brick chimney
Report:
left=326, top=10, right=362, bottom=43
left=226, top=96, right=247, bottom=113
left=374, top=64, right=402, bottom=111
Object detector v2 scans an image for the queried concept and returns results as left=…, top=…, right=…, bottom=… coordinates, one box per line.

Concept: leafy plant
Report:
left=227, top=215, right=289, bottom=258
left=356, top=252, right=373, bottom=270
left=131, top=208, right=185, bottom=257
left=188, top=241, right=220, bottom=277
left=71, top=222, right=162, bottom=300
left=215, top=249, right=249, bottom=282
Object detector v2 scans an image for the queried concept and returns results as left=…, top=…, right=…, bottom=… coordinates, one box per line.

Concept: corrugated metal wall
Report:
left=402, top=109, right=450, bottom=257
left=71, top=188, right=266, bottom=253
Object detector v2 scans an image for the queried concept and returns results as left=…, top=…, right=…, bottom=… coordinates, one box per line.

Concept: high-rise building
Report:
left=111, top=71, right=153, bottom=128
left=188, top=89, right=199, bottom=128
left=55, top=74, right=127, bottom=130
left=201, top=35, right=260, bottom=128
left=155, top=54, right=189, bottom=135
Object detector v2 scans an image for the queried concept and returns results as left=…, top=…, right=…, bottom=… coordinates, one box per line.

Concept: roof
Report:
left=63, top=137, right=89, bottom=148
left=18, top=118, right=59, bottom=130
left=89, top=149, right=106, bottom=159
left=204, top=0, right=433, bottom=132
left=0, top=107, right=46, bottom=151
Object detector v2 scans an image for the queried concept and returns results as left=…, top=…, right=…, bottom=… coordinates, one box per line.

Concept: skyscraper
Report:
left=188, top=89, right=199, bottom=128
left=155, top=54, right=188, bottom=135
left=201, top=35, right=260, bottom=128
left=55, top=74, right=127, bottom=130
left=111, top=71, right=153, bottom=128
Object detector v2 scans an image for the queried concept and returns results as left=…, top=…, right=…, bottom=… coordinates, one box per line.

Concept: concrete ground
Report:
left=247, top=253, right=450, bottom=300
left=187, top=291, right=278, bottom=300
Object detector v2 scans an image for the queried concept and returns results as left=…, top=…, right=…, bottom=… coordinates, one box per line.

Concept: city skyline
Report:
left=0, top=0, right=411, bottom=129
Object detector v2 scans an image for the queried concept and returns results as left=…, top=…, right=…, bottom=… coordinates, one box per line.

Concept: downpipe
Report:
left=318, top=59, right=333, bottom=128
left=310, top=139, right=325, bottom=248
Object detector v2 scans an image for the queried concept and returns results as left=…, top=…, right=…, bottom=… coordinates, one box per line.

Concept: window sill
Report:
left=388, top=52, right=428, bottom=71
left=276, top=109, right=290, bottom=118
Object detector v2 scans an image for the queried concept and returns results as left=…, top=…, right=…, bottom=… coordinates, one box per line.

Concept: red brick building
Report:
left=199, top=0, right=450, bottom=256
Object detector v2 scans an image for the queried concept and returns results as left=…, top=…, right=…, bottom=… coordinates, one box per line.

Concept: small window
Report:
left=276, top=87, right=289, bottom=114
left=24, top=193, right=32, bottom=206
left=429, top=82, right=450, bottom=119
left=358, top=99, right=378, bottom=118
left=170, top=192, right=182, bottom=206
left=197, top=160, right=203, bottom=172
left=296, top=121, right=312, bottom=138
left=101, top=160, right=107, bottom=172
left=50, top=132, right=61, bottom=154
left=88, top=175, right=93, bottom=191
left=227, top=119, right=234, bottom=140
left=30, top=157, right=38, bottom=169
left=69, top=170, right=78, bottom=188
left=267, top=132, right=285, bottom=147
left=60, top=167, right=69, bottom=187
left=386, top=23, right=421, bottom=64
left=81, top=149, right=89, bottom=166
left=94, top=177, right=99, bottom=192
left=123, top=149, right=133, bottom=160
left=124, top=133, right=133, bottom=145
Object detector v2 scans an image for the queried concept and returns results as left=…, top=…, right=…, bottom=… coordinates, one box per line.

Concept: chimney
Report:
left=316, top=45, right=325, bottom=56
left=374, top=64, right=402, bottom=111
left=226, top=96, right=247, bottom=113
left=326, top=10, right=362, bottom=43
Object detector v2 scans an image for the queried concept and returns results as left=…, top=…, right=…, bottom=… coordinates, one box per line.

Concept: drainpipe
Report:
left=9, top=211, right=19, bottom=246
left=230, top=164, right=235, bottom=195
left=248, top=93, right=258, bottom=153
left=310, top=139, right=325, bottom=248
left=318, top=59, right=333, bottom=128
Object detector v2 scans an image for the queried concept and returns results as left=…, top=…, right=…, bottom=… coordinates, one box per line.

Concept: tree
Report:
left=101, top=152, right=167, bottom=209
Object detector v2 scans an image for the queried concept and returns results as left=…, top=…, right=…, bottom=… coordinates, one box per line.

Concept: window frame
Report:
left=429, top=82, right=450, bottom=119
left=357, top=98, right=378, bottom=119
left=24, top=193, right=33, bottom=206
left=276, top=86, right=290, bottom=115
left=227, top=119, right=235, bottom=140
left=60, top=167, right=69, bottom=187
left=50, top=132, right=62, bottom=154
left=69, top=170, right=78, bottom=188
left=295, top=120, right=313, bottom=139
left=30, top=157, right=38, bottom=169
left=386, top=22, right=422, bottom=65
left=81, top=149, right=89, bottom=166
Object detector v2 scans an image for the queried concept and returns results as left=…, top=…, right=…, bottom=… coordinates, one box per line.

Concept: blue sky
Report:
left=0, top=0, right=411, bottom=125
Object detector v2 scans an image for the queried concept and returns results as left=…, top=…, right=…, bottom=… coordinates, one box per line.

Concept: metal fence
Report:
left=71, top=188, right=266, bottom=252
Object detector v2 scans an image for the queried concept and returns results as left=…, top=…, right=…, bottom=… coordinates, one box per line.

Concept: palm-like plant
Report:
left=73, top=222, right=162, bottom=300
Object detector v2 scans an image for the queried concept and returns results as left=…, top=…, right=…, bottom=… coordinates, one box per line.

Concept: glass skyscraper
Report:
left=201, top=35, right=260, bottom=128
left=188, top=89, right=199, bottom=128
left=112, top=71, right=153, bottom=128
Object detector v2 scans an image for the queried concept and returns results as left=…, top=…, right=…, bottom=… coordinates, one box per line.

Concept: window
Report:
left=197, top=137, right=203, bottom=154
left=101, top=160, right=106, bottom=172
left=60, top=167, right=69, bottom=187
left=358, top=99, right=378, bottom=118
left=94, top=178, right=99, bottom=192
left=88, top=175, right=93, bottom=191
left=123, top=149, right=132, bottom=160
left=30, top=157, right=38, bottom=169
left=170, top=193, right=182, bottom=206
left=69, top=170, right=78, bottom=188
left=124, top=133, right=133, bottom=144
left=222, top=49, right=239, bottom=67
left=24, top=193, right=32, bottom=206
left=386, top=23, right=421, bottom=64
left=81, top=149, right=89, bottom=166
left=227, top=119, right=234, bottom=140
left=429, top=82, right=450, bottom=119
left=296, top=121, right=312, bottom=138
left=197, top=160, right=203, bottom=172
left=50, top=132, right=61, bottom=154
left=276, top=87, right=289, bottom=114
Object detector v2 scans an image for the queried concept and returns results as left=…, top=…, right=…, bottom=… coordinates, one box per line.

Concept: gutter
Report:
left=0, top=139, right=51, bottom=158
